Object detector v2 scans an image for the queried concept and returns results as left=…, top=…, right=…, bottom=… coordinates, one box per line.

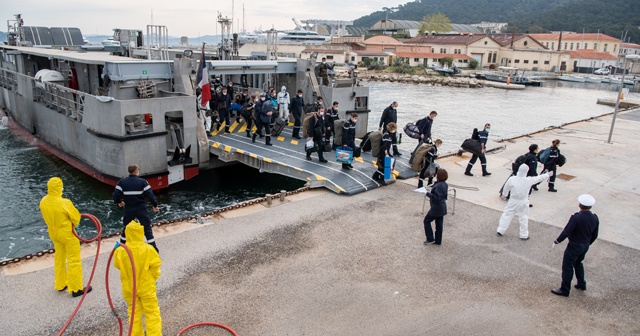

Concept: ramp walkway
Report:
left=208, top=119, right=417, bottom=195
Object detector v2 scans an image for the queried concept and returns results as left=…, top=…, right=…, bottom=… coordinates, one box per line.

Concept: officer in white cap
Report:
left=551, top=194, right=599, bottom=297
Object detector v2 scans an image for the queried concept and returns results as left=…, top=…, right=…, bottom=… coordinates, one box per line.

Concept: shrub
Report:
left=469, top=59, right=479, bottom=70
left=440, top=56, right=454, bottom=67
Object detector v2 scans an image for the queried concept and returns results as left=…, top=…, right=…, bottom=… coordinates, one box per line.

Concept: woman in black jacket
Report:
left=423, top=168, right=449, bottom=245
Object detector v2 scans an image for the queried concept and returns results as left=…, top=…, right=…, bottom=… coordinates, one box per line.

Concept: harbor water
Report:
left=1, top=80, right=638, bottom=260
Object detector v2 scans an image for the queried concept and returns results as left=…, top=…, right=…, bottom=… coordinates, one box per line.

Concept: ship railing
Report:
left=0, top=69, right=18, bottom=91
left=31, top=78, right=85, bottom=122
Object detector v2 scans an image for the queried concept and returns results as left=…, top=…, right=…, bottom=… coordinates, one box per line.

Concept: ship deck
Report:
left=208, top=119, right=417, bottom=195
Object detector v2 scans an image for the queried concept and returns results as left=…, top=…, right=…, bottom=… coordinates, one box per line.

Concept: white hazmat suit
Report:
left=497, top=164, right=552, bottom=239
left=197, top=95, right=212, bottom=132
left=277, top=86, right=290, bottom=121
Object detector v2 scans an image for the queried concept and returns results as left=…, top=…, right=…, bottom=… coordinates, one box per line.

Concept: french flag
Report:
left=197, top=50, right=211, bottom=106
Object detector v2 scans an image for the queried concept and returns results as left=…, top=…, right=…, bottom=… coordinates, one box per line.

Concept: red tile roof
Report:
left=529, top=33, right=620, bottom=42
left=622, top=42, right=640, bottom=48
left=353, top=51, right=391, bottom=56
left=569, top=50, right=617, bottom=60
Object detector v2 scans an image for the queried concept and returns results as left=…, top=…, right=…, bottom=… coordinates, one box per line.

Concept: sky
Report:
left=4, top=0, right=398, bottom=37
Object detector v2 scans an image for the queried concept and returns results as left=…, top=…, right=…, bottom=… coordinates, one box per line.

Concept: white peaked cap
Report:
left=578, top=194, right=596, bottom=207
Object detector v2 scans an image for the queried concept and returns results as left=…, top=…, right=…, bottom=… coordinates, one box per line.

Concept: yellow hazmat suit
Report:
left=114, top=221, right=162, bottom=336
left=39, top=177, right=83, bottom=293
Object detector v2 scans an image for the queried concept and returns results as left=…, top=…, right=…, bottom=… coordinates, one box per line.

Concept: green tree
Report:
left=526, top=25, right=547, bottom=33
left=440, top=56, right=454, bottom=67
left=469, top=59, right=479, bottom=70
left=418, top=13, right=452, bottom=35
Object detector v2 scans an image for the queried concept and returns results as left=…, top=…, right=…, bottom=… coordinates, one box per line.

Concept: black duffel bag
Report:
left=403, top=122, right=421, bottom=139
left=461, top=138, right=482, bottom=157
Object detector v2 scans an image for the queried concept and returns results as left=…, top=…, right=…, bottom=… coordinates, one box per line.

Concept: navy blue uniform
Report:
left=341, top=119, right=357, bottom=169
left=379, top=105, right=400, bottom=155
left=418, top=146, right=438, bottom=188
left=417, top=117, right=434, bottom=143
left=555, top=211, right=599, bottom=294
left=290, top=95, right=304, bottom=138
left=465, top=129, right=490, bottom=176
left=306, top=113, right=326, bottom=162
left=325, top=107, right=340, bottom=143
left=217, top=92, right=232, bottom=133
left=543, top=146, right=560, bottom=190
left=424, top=180, right=448, bottom=244
left=373, top=132, right=393, bottom=182
left=113, top=175, right=158, bottom=251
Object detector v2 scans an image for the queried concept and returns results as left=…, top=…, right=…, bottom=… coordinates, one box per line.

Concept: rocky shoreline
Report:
left=356, top=72, right=484, bottom=88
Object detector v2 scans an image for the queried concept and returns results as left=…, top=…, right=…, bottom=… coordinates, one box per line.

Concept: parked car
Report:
left=594, top=68, right=610, bottom=75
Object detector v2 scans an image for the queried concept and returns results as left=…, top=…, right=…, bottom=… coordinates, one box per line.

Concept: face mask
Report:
left=485, top=128, right=490, bottom=132
left=351, top=119, right=357, bottom=123
left=298, top=94, right=302, bottom=97
left=261, top=97, right=265, bottom=101
left=319, top=112, right=325, bottom=116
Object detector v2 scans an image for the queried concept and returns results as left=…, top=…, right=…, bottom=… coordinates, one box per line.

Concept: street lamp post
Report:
left=607, top=54, right=640, bottom=143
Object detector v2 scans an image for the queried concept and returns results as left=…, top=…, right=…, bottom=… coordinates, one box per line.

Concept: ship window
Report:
left=124, top=114, right=149, bottom=134
left=354, top=96, right=368, bottom=110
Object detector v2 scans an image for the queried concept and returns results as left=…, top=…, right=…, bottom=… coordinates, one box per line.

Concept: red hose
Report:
left=105, top=242, right=136, bottom=336
left=178, top=322, right=239, bottom=335
left=57, top=213, right=102, bottom=336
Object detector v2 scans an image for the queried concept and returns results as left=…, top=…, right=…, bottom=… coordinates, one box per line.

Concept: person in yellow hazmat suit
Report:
left=114, top=221, right=162, bottom=336
left=39, top=177, right=92, bottom=297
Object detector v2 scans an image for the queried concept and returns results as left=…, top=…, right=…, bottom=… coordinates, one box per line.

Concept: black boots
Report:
left=72, top=286, right=92, bottom=298
left=246, top=130, right=251, bottom=137
left=252, top=133, right=257, bottom=143
left=265, top=135, right=273, bottom=146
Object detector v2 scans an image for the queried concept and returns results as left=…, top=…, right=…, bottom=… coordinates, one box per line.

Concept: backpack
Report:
left=302, top=112, right=318, bottom=138
left=303, top=103, right=315, bottom=113
left=333, top=119, right=346, bottom=146
left=537, top=147, right=551, bottom=164
left=512, top=153, right=529, bottom=174
left=411, top=143, right=434, bottom=172
left=369, top=131, right=383, bottom=157
left=403, top=122, right=421, bottom=139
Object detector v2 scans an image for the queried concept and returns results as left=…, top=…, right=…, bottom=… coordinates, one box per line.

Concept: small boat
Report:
left=558, top=75, right=586, bottom=83
left=609, top=77, right=637, bottom=85
left=480, top=66, right=543, bottom=86
left=585, top=77, right=603, bottom=83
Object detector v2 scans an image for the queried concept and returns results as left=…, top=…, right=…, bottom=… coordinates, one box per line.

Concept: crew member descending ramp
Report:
left=208, top=119, right=417, bottom=195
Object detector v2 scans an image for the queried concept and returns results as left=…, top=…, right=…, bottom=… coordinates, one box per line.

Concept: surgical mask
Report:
left=298, top=94, right=302, bottom=97
left=485, top=128, right=490, bottom=132
left=319, top=112, right=325, bottom=116
left=351, top=118, right=357, bottom=123
left=261, top=97, right=265, bottom=101
left=222, top=92, right=227, bottom=95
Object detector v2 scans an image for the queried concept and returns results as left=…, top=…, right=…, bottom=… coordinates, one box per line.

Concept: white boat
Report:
left=609, top=77, right=637, bottom=85
left=480, top=66, right=543, bottom=86
left=585, top=76, right=603, bottom=83
left=278, top=29, right=331, bottom=44
left=558, top=75, right=586, bottom=83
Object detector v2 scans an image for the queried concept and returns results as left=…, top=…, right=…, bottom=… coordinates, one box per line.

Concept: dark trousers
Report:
left=418, top=162, right=436, bottom=188
left=424, top=213, right=444, bottom=244
left=120, top=208, right=158, bottom=251
left=243, top=116, right=254, bottom=135
left=389, top=132, right=400, bottom=155
left=292, top=111, right=302, bottom=137
left=219, top=108, right=231, bottom=131
left=544, top=165, right=557, bottom=189
left=561, top=242, right=590, bottom=293
left=255, top=118, right=270, bottom=137
left=466, top=153, right=488, bottom=174
left=307, top=134, right=326, bottom=160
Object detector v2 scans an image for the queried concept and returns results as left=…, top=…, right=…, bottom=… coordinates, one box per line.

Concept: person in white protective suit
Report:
left=497, top=164, right=553, bottom=240
left=277, top=86, right=290, bottom=122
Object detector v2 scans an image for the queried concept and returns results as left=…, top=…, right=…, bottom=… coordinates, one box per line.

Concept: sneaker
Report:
left=72, top=286, right=92, bottom=298
left=464, top=172, right=473, bottom=176
left=520, top=236, right=530, bottom=240
left=423, top=240, right=435, bottom=245
left=532, top=185, right=539, bottom=191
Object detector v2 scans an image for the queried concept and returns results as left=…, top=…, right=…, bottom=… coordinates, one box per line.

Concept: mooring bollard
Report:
left=280, top=190, right=286, bottom=202
left=266, top=194, right=272, bottom=206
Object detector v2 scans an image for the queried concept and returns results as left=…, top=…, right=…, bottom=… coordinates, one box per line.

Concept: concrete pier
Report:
left=1, top=110, right=640, bottom=335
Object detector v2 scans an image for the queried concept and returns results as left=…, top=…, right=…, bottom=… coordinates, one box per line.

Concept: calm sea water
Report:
left=1, top=79, right=637, bottom=259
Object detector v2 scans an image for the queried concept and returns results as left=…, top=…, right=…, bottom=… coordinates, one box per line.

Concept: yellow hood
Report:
left=124, top=220, right=145, bottom=245
left=47, top=177, right=63, bottom=197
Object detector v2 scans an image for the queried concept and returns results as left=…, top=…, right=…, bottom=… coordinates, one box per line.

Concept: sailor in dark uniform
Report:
left=551, top=194, right=599, bottom=297
left=543, top=139, right=561, bottom=192
left=373, top=122, right=396, bottom=182
left=341, top=113, right=358, bottom=169
left=379, top=102, right=401, bottom=156
left=464, top=123, right=491, bottom=176
left=112, top=164, right=159, bottom=252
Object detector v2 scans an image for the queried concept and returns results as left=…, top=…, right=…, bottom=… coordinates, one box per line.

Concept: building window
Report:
left=613, top=44, right=617, bottom=53
left=524, top=60, right=529, bottom=64
left=576, top=43, right=580, bottom=50
left=570, top=43, right=574, bottom=50
left=594, top=43, right=598, bottom=51
left=546, top=42, right=549, bottom=47
left=414, top=58, right=419, bottom=62
left=533, top=60, right=539, bottom=64
left=374, top=57, right=378, bottom=61
left=544, top=60, right=550, bottom=65
left=564, top=42, right=568, bottom=50
left=487, top=53, right=492, bottom=62
left=551, top=42, right=555, bottom=49
left=584, top=43, right=588, bottom=49
left=492, top=53, right=497, bottom=63
left=326, top=55, right=334, bottom=60
left=431, top=48, right=435, bottom=53
left=351, top=56, right=355, bottom=61
left=604, top=44, right=608, bottom=52
left=524, top=41, right=528, bottom=47
left=514, top=59, right=520, bottom=63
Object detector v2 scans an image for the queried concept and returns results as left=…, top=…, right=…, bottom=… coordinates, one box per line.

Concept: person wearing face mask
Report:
left=379, top=101, right=401, bottom=156
left=326, top=101, right=340, bottom=148
left=418, top=139, right=442, bottom=188
left=239, top=95, right=256, bottom=137
left=315, top=57, right=329, bottom=86
left=373, top=122, right=396, bottom=183
left=464, top=123, right=492, bottom=177
left=312, top=96, right=324, bottom=113
left=277, top=86, right=291, bottom=122
left=289, top=89, right=304, bottom=139
left=216, top=87, right=231, bottom=133
left=341, top=113, right=358, bottom=169
left=252, top=92, right=274, bottom=146
left=306, top=107, right=328, bottom=162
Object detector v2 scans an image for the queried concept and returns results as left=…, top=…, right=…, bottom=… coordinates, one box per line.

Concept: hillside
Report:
left=353, top=0, right=640, bottom=43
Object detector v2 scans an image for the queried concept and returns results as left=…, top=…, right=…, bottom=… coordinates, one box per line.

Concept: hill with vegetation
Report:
left=353, top=0, right=640, bottom=43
